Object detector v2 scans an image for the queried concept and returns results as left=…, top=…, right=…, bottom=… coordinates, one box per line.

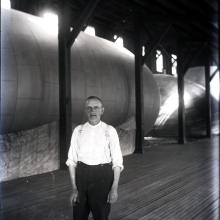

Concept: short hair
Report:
left=86, top=96, right=103, bottom=106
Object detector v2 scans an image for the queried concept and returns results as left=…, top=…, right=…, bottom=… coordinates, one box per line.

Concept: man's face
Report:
left=85, top=99, right=104, bottom=125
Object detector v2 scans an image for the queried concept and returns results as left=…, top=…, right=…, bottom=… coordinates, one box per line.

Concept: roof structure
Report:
left=10, top=0, right=219, bottom=62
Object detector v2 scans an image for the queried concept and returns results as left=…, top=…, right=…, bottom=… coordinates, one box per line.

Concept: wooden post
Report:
left=162, top=48, right=172, bottom=75
left=145, top=51, right=156, bottom=73
left=58, top=3, right=72, bottom=169
left=58, top=0, right=101, bottom=168
left=177, top=53, right=185, bottom=144
left=205, top=63, right=211, bottom=137
left=134, top=16, right=144, bottom=153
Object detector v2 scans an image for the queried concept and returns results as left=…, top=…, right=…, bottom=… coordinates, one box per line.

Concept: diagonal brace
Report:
left=182, top=42, right=208, bottom=75
left=141, top=24, right=172, bottom=65
left=68, top=0, right=101, bottom=47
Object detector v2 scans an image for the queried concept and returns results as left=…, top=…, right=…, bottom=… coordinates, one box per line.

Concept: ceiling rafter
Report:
left=10, top=0, right=218, bottom=54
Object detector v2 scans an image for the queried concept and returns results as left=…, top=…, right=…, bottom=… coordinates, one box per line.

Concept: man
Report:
left=66, top=96, right=124, bottom=220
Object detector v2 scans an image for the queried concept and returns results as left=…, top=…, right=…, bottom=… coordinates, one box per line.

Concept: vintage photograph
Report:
left=0, top=0, right=219, bottom=219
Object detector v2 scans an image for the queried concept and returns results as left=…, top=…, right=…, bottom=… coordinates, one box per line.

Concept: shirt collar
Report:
left=86, top=121, right=102, bottom=128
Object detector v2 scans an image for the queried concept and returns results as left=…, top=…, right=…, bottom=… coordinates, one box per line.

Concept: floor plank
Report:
left=0, top=136, right=219, bottom=220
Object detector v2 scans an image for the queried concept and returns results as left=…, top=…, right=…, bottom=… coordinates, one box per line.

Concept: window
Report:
left=156, top=50, right=163, bottom=73
left=1, top=0, right=11, bottom=9
left=41, top=12, right=58, bottom=34
left=171, top=54, right=177, bottom=76
left=210, top=66, right=220, bottom=101
left=142, top=46, right=145, bottom=56
left=114, top=35, right=124, bottom=47
left=84, top=26, right=96, bottom=36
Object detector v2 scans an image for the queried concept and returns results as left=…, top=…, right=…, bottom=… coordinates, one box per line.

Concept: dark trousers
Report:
left=73, top=162, right=114, bottom=220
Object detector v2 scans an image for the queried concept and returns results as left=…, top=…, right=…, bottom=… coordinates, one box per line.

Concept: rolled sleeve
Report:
left=65, top=126, right=80, bottom=167
left=108, top=126, right=124, bottom=171
left=65, top=158, right=77, bottom=167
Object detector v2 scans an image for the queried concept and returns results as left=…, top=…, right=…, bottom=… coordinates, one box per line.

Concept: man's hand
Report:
left=70, top=188, right=78, bottom=206
left=107, top=186, right=118, bottom=203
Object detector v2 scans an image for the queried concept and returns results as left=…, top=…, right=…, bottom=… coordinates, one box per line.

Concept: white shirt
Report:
left=66, top=121, right=124, bottom=170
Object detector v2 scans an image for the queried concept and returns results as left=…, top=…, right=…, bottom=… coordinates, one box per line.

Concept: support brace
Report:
left=68, top=0, right=101, bottom=47
left=142, top=24, right=172, bottom=65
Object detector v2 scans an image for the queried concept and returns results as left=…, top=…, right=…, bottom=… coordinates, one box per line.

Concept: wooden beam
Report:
left=134, top=16, right=144, bottom=154
left=210, top=54, right=219, bottom=67
left=205, top=63, right=211, bottom=138
left=182, top=42, right=208, bottom=75
left=142, top=24, right=172, bottom=65
left=210, top=67, right=218, bottom=82
left=58, top=2, right=72, bottom=169
left=68, top=0, right=100, bottom=47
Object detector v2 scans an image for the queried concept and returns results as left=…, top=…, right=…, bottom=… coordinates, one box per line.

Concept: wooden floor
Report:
left=0, top=136, right=219, bottom=220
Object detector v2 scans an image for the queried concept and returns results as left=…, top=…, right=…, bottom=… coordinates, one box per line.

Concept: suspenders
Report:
left=77, top=123, right=112, bottom=160
left=78, top=123, right=110, bottom=142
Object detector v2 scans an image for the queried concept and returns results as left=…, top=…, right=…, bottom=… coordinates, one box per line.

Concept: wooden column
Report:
left=58, top=3, right=72, bottom=169
left=134, top=16, right=144, bottom=153
left=145, top=51, right=156, bottom=73
left=58, top=0, right=100, bottom=168
left=163, top=49, right=172, bottom=75
left=177, top=54, right=185, bottom=144
left=205, top=63, right=211, bottom=137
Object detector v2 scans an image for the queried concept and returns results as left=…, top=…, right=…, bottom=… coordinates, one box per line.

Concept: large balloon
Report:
left=152, top=74, right=219, bottom=136
left=1, top=8, right=160, bottom=134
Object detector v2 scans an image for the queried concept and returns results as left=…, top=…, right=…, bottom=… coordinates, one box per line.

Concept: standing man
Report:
left=66, top=96, right=124, bottom=220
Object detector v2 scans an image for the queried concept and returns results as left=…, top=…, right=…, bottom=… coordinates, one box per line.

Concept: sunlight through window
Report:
left=115, top=36, right=124, bottom=48
left=156, top=50, right=163, bottom=72
left=155, top=90, right=191, bottom=126
left=42, top=12, right=58, bottom=34
left=142, top=46, right=145, bottom=56
left=171, top=54, right=177, bottom=76
left=114, top=35, right=118, bottom=40
left=84, top=26, right=96, bottom=36
left=1, top=0, right=11, bottom=9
